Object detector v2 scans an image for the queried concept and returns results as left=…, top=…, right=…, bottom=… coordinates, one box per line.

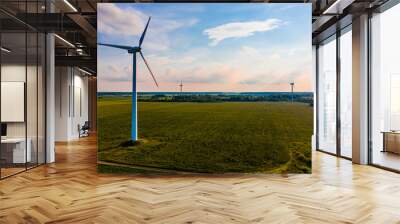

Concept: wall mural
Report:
left=97, top=3, right=313, bottom=174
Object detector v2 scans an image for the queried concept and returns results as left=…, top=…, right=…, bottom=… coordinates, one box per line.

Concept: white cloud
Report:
left=239, top=46, right=259, bottom=56
left=160, top=64, right=241, bottom=85
left=98, top=4, right=199, bottom=52
left=97, top=5, right=312, bottom=92
left=98, top=4, right=146, bottom=36
left=98, top=41, right=312, bottom=92
left=98, top=63, right=131, bottom=82
left=98, top=4, right=198, bottom=37
left=203, top=18, right=285, bottom=46
left=279, top=5, right=297, bottom=11
left=147, top=54, right=197, bottom=66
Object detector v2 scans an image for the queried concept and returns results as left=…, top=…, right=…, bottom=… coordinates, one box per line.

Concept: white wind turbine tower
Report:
left=98, top=17, right=158, bottom=142
left=290, top=82, right=295, bottom=103
left=179, top=80, right=183, bottom=93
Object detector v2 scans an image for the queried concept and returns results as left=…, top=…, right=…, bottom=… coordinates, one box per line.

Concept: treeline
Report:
left=138, top=94, right=313, bottom=105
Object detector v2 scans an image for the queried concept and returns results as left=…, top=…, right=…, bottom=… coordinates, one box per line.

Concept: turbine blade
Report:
left=98, top=43, right=132, bottom=51
left=139, top=17, right=151, bottom=47
left=139, top=51, right=158, bottom=87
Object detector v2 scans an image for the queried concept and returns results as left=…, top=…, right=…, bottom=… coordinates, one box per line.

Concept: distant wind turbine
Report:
left=290, top=82, right=295, bottom=103
left=98, top=17, right=158, bottom=142
left=179, top=80, right=183, bottom=93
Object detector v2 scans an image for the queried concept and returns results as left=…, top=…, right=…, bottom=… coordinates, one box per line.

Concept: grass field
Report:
left=98, top=97, right=313, bottom=173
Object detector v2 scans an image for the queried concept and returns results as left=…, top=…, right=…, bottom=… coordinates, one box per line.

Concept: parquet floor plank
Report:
left=0, top=136, right=399, bottom=223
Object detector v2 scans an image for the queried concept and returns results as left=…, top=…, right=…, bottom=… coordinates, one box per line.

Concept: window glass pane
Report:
left=38, top=32, right=45, bottom=165
left=318, top=36, right=337, bottom=154
left=0, top=1, right=46, bottom=179
left=340, top=28, right=352, bottom=158
left=27, top=31, right=38, bottom=169
left=371, top=3, right=400, bottom=171
left=1, top=30, right=27, bottom=177
left=26, top=0, right=40, bottom=170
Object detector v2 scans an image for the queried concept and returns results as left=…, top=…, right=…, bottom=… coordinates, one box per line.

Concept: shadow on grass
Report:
left=119, top=140, right=141, bottom=147
left=97, top=164, right=172, bottom=175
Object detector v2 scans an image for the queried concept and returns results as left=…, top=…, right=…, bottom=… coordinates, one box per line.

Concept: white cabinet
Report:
left=1, top=138, right=32, bottom=163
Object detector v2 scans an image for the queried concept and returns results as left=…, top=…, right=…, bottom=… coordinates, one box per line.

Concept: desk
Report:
left=382, top=131, right=400, bottom=154
left=1, top=138, right=31, bottom=163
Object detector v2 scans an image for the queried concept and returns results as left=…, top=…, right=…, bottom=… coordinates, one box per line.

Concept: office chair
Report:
left=79, top=121, right=90, bottom=138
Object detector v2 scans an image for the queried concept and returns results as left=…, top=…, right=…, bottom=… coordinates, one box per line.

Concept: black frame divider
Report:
left=336, top=27, right=341, bottom=157
left=25, top=1, right=28, bottom=172
left=315, top=44, right=320, bottom=151
left=367, top=11, right=373, bottom=165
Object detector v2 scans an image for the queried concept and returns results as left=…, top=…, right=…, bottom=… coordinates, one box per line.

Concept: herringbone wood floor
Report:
left=1, top=136, right=400, bottom=224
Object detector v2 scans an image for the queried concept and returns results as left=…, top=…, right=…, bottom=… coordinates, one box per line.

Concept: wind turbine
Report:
left=98, top=17, right=158, bottom=142
left=179, top=80, right=183, bottom=93
left=290, top=82, right=295, bottom=103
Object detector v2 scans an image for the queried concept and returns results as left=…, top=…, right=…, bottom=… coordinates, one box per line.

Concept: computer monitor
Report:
left=1, top=123, right=7, bottom=137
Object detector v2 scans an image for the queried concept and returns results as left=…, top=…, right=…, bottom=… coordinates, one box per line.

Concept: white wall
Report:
left=55, top=66, right=70, bottom=141
left=72, top=72, right=89, bottom=138
left=55, top=67, right=89, bottom=141
left=1, top=65, right=26, bottom=140
left=1, top=82, right=25, bottom=122
left=1, top=63, right=46, bottom=164
left=0, top=65, right=39, bottom=138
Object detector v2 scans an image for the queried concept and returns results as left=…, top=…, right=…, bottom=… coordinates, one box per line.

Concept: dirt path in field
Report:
left=97, top=161, right=197, bottom=174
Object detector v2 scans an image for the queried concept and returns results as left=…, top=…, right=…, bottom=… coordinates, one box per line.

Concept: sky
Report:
left=97, top=3, right=312, bottom=92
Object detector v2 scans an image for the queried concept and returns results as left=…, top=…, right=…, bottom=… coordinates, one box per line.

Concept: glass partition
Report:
left=317, top=35, right=337, bottom=154
left=371, top=4, right=400, bottom=171
left=27, top=31, right=38, bottom=169
left=0, top=2, right=46, bottom=179
left=38, top=32, right=46, bottom=165
left=339, top=27, right=352, bottom=158
left=1, top=31, right=28, bottom=177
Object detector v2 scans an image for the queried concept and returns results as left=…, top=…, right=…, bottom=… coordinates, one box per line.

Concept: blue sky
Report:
left=98, top=3, right=312, bottom=92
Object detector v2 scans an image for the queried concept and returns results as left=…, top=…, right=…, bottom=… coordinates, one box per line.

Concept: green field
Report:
left=98, top=97, right=312, bottom=174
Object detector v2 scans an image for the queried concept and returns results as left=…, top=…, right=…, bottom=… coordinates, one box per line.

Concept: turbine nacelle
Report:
left=128, top=47, right=141, bottom=54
